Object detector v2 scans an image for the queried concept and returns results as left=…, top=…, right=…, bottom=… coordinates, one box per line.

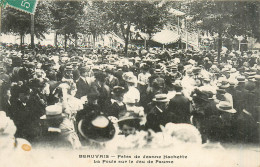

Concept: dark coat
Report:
left=106, top=101, right=127, bottom=118
left=145, top=105, right=167, bottom=132
left=167, top=93, right=191, bottom=123
left=10, top=98, right=42, bottom=141
left=75, top=77, right=97, bottom=99
left=94, top=82, right=111, bottom=111
left=105, top=76, right=119, bottom=89
left=233, top=86, right=249, bottom=112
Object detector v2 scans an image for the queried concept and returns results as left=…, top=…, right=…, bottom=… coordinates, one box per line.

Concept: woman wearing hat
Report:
left=77, top=114, right=115, bottom=148
left=106, top=86, right=127, bottom=119
left=122, top=72, right=140, bottom=106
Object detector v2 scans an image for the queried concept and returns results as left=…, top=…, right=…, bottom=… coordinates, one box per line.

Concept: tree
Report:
left=1, top=1, right=52, bottom=49
left=175, top=1, right=260, bottom=62
left=50, top=1, right=85, bottom=50
left=96, top=1, right=167, bottom=55
left=82, top=2, right=111, bottom=47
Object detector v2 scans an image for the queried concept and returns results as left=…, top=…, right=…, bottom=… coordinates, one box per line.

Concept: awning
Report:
left=109, top=32, right=125, bottom=45
left=151, top=29, right=180, bottom=45
left=169, top=8, right=185, bottom=16
left=253, top=43, right=260, bottom=49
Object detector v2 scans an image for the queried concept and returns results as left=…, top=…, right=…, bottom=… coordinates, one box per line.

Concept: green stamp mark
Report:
left=0, top=0, right=8, bottom=8
left=3, top=0, right=38, bottom=14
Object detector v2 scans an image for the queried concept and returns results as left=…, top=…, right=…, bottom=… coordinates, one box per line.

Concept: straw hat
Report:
left=152, top=94, right=170, bottom=102
left=216, top=101, right=236, bottom=113
left=40, top=105, right=66, bottom=120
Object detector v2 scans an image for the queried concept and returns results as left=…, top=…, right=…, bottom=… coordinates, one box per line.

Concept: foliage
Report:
left=50, top=1, right=85, bottom=37
left=1, top=1, right=52, bottom=39
left=94, top=1, right=168, bottom=54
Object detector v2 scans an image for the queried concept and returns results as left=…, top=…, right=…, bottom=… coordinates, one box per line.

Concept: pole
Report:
left=238, top=40, right=241, bottom=51
left=197, top=28, right=200, bottom=49
left=186, top=18, right=188, bottom=50
left=0, top=7, right=2, bottom=35
left=30, top=14, right=35, bottom=49
left=177, top=17, right=180, bottom=35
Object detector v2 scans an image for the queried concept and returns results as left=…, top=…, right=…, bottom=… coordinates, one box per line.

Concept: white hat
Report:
left=40, top=105, right=65, bottom=119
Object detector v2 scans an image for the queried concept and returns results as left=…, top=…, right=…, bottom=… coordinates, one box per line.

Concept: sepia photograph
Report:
left=0, top=0, right=259, bottom=166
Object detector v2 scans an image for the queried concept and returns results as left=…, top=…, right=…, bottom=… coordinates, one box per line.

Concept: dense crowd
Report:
left=0, top=46, right=259, bottom=150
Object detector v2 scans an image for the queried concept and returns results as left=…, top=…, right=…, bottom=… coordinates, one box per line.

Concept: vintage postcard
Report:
left=0, top=0, right=259, bottom=167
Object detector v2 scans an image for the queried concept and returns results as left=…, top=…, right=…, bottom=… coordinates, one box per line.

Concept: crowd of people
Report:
left=0, top=45, right=259, bottom=150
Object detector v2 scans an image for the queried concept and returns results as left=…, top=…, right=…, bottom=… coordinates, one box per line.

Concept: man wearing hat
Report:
left=233, top=76, right=249, bottom=113
left=75, top=67, right=97, bottom=99
left=105, top=69, right=119, bottom=89
left=61, top=65, right=74, bottom=82
left=145, top=94, right=169, bottom=132
left=93, top=71, right=111, bottom=111
left=18, top=61, right=35, bottom=82
left=40, top=105, right=81, bottom=149
left=216, top=101, right=237, bottom=141
left=167, top=82, right=192, bottom=124
left=216, top=79, right=233, bottom=107
left=10, top=85, right=43, bottom=141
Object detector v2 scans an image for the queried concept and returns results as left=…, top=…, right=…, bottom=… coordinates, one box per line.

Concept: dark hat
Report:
left=141, top=64, right=149, bottom=70
left=245, top=81, right=256, bottom=91
left=94, top=72, right=107, bottom=82
left=172, top=82, right=182, bottom=91
left=112, top=86, right=125, bottom=95
left=29, top=78, right=45, bottom=88
left=152, top=77, right=165, bottom=88
left=78, top=115, right=116, bottom=142
left=79, top=67, right=89, bottom=74
left=117, top=115, right=141, bottom=129
left=216, top=88, right=226, bottom=94
left=192, top=89, right=209, bottom=103
left=192, top=67, right=201, bottom=74
left=24, top=62, right=35, bottom=68
left=19, top=85, right=30, bottom=94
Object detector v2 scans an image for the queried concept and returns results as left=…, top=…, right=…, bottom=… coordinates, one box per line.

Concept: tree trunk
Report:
left=55, top=31, right=58, bottom=48
left=217, top=31, right=222, bottom=64
left=124, top=24, right=131, bottom=57
left=30, top=14, right=35, bottom=49
left=75, top=33, right=78, bottom=47
left=64, top=33, right=67, bottom=51
left=93, top=32, right=96, bottom=48
left=20, top=33, right=23, bottom=50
